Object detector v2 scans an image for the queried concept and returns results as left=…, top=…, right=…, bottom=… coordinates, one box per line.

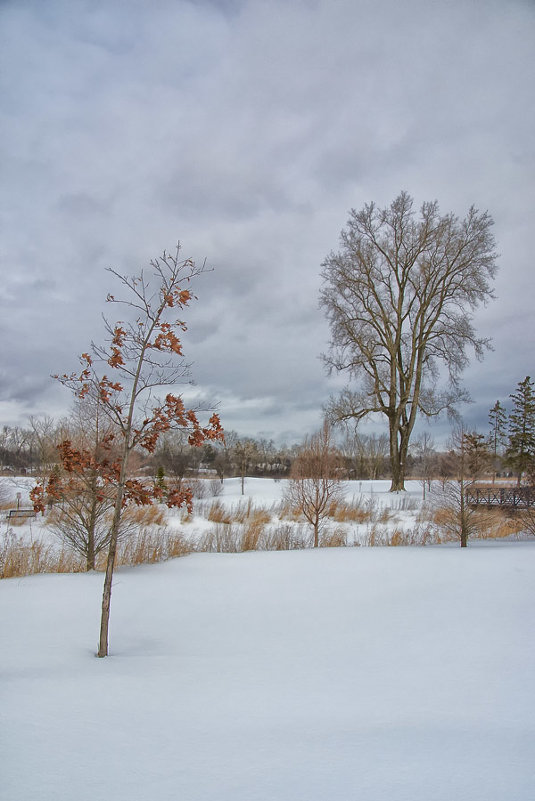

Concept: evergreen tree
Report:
left=488, top=400, right=507, bottom=483
left=506, top=376, right=535, bottom=485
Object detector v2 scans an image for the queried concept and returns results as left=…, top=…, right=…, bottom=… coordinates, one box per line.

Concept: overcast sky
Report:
left=1, top=0, right=534, bottom=446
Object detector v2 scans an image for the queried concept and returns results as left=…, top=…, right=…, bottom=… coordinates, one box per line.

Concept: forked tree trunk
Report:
left=313, top=519, right=319, bottom=548
left=389, top=424, right=405, bottom=492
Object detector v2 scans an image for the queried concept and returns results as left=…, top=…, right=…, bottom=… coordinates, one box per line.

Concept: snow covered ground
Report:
left=1, top=478, right=534, bottom=800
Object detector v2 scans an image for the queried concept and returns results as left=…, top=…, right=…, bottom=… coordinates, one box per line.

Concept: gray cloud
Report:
left=1, top=0, right=534, bottom=443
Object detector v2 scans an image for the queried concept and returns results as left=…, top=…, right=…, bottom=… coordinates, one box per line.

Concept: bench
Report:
left=6, top=508, right=36, bottom=519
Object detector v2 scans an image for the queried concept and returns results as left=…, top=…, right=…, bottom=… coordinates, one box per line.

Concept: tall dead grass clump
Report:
left=109, top=527, right=193, bottom=566
left=320, top=527, right=349, bottom=547
left=197, top=519, right=268, bottom=552
left=231, top=499, right=255, bottom=523
left=327, top=498, right=370, bottom=523
left=470, top=508, right=523, bottom=540
left=197, top=520, right=313, bottom=552
left=260, top=523, right=311, bottom=550
left=422, top=504, right=521, bottom=543
left=206, top=501, right=232, bottom=524
left=362, top=523, right=433, bottom=546
left=1, top=529, right=83, bottom=578
left=197, top=523, right=241, bottom=553
left=278, top=499, right=303, bottom=521
left=121, top=504, right=167, bottom=527
left=241, top=516, right=266, bottom=550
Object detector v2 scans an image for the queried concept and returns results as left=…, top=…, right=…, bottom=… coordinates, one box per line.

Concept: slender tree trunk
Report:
left=97, top=437, right=132, bottom=657
left=460, top=487, right=468, bottom=547
left=87, top=478, right=97, bottom=571
left=459, top=445, right=468, bottom=547
left=97, top=483, right=125, bottom=657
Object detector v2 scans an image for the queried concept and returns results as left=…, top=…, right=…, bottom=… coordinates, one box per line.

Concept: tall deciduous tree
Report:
left=320, top=191, right=498, bottom=491
left=49, top=245, right=223, bottom=657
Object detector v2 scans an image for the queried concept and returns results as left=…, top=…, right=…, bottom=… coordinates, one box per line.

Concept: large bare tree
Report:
left=320, top=191, right=498, bottom=491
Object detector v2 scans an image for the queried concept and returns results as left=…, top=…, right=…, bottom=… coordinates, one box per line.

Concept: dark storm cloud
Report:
left=1, top=0, right=534, bottom=442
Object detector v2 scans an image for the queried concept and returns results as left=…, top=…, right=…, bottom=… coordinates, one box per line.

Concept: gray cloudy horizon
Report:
left=1, top=0, right=534, bottom=445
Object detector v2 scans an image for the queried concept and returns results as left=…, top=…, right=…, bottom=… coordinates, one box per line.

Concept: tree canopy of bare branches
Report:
left=320, top=191, right=498, bottom=491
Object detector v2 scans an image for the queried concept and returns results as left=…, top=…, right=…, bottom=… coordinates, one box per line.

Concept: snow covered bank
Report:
left=2, top=543, right=534, bottom=800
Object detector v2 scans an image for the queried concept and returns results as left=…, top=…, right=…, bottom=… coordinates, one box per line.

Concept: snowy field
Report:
left=1, top=477, right=535, bottom=800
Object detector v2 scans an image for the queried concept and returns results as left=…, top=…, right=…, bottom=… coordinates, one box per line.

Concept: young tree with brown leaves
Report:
left=38, top=245, right=223, bottom=657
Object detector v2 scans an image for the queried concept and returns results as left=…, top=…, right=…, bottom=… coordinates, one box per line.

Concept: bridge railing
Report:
left=466, top=486, right=535, bottom=508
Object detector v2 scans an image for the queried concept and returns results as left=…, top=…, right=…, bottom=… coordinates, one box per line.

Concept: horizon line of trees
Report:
left=2, top=375, right=534, bottom=488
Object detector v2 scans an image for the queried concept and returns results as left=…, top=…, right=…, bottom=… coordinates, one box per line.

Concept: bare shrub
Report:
left=187, top=479, right=209, bottom=500
left=284, top=423, right=344, bottom=547
left=209, top=478, right=223, bottom=497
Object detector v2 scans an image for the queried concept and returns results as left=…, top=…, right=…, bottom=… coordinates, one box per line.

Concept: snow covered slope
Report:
left=2, top=542, right=534, bottom=800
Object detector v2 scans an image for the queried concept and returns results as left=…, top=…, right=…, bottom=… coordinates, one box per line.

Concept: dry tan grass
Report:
left=320, top=527, right=349, bottom=547
left=1, top=530, right=84, bottom=578
left=197, top=519, right=312, bottom=553
left=241, top=517, right=266, bottom=551
left=111, top=527, right=193, bottom=566
left=470, top=509, right=523, bottom=540
left=278, top=499, right=303, bottom=521
left=260, top=523, right=311, bottom=550
left=362, top=523, right=433, bottom=547
left=206, top=501, right=232, bottom=524
left=424, top=505, right=523, bottom=542
left=327, top=499, right=370, bottom=523
left=122, top=504, right=168, bottom=527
